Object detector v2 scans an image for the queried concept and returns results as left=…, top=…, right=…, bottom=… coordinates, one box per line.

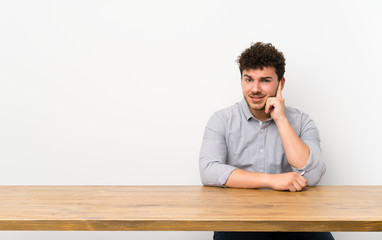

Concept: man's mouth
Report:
left=250, top=95, right=265, bottom=103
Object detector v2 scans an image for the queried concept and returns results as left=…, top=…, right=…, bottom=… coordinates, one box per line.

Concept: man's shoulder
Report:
left=285, top=106, right=305, bottom=116
left=206, top=101, right=244, bottom=128
left=285, top=106, right=312, bottom=123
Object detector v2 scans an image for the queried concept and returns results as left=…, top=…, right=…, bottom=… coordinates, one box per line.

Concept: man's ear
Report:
left=281, top=77, right=285, bottom=90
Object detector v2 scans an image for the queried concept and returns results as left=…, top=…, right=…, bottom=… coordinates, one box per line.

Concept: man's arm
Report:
left=265, top=80, right=310, bottom=169
left=199, top=112, right=237, bottom=187
left=225, top=169, right=307, bottom=192
left=265, top=81, right=326, bottom=186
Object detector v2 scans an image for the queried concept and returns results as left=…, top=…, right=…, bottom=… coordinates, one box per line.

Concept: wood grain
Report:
left=0, top=185, right=381, bottom=231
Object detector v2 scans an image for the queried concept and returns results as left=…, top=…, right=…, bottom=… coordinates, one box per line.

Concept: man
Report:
left=199, top=42, right=334, bottom=240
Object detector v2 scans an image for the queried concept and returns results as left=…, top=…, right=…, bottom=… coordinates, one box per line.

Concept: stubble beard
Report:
left=244, top=94, right=267, bottom=112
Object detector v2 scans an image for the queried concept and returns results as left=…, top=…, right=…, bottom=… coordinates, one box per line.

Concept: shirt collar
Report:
left=240, top=99, right=255, bottom=121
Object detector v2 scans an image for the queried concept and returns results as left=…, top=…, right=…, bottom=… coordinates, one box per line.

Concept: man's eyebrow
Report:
left=243, top=75, right=273, bottom=79
left=260, top=76, right=273, bottom=79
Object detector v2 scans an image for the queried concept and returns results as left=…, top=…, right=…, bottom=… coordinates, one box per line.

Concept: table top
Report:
left=0, top=185, right=381, bottom=231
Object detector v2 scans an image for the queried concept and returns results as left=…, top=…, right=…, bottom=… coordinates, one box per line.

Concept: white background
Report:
left=1, top=0, right=381, bottom=239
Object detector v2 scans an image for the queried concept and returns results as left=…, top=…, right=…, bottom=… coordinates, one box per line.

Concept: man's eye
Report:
left=245, top=78, right=252, bottom=82
left=262, top=79, right=270, bottom=82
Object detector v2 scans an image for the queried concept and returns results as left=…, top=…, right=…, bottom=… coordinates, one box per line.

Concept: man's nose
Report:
left=251, top=81, right=261, bottom=93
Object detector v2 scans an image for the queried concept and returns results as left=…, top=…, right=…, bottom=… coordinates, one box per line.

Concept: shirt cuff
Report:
left=219, top=165, right=237, bottom=188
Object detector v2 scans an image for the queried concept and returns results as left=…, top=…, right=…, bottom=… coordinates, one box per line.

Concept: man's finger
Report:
left=276, top=81, right=282, bottom=98
left=265, top=98, right=275, bottom=114
left=293, top=182, right=302, bottom=192
left=298, top=175, right=307, bottom=184
left=265, top=99, right=271, bottom=114
left=296, top=177, right=307, bottom=189
left=289, top=184, right=297, bottom=192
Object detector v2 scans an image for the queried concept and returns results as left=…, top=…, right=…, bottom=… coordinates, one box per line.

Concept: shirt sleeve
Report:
left=199, top=112, right=237, bottom=187
left=292, top=113, right=326, bottom=186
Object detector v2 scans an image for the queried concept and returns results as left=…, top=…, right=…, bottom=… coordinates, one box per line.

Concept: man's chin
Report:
left=244, top=97, right=266, bottom=111
left=251, top=105, right=266, bottom=111
left=257, top=106, right=266, bottom=111
left=248, top=103, right=266, bottom=111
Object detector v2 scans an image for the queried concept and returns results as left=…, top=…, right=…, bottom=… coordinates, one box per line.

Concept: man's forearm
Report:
left=225, top=168, right=307, bottom=191
left=225, top=169, right=270, bottom=188
left=275, top=117, right=310, bottom=169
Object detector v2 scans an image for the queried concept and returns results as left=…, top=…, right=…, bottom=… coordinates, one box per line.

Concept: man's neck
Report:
left=250, top=109, right=271, bottom=122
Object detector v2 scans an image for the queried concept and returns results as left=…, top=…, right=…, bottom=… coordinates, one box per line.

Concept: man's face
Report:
left=241, top=67, right=284, bottom=115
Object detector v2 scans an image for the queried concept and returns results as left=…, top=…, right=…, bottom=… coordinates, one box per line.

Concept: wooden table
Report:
left=0, top=185, right=381, bottom=231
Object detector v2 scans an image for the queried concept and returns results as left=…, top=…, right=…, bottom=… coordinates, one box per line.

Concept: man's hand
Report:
left=265, top=81, right=285, bottom=122
left=268, top=172, right=307, bottom=192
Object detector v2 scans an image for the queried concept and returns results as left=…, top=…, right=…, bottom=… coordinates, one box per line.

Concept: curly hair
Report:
left=237, top=42, right=285, bottom=80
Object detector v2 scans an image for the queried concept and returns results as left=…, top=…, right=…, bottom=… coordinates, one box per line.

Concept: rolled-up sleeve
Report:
left=292, top=114, right=326, bottom=186
left=199, top=112, right=237, bottom=187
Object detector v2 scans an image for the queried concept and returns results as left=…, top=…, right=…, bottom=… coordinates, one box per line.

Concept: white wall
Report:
left=1, top=0, right=381, bottom=239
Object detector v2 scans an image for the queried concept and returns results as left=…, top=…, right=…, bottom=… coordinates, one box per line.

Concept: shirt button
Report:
left=260, top=149, right=264, bottom=153
left=261, top=129, right=264, bottom=132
